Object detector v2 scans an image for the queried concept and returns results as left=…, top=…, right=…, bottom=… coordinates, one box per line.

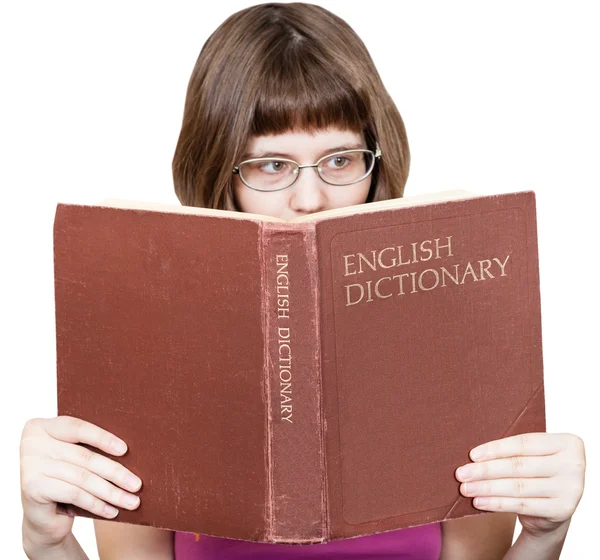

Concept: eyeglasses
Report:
left=232, top=146, right=382, bottom=192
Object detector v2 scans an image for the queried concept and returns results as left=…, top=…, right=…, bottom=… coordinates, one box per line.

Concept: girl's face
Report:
left=233, top=128, right=372, bottom=221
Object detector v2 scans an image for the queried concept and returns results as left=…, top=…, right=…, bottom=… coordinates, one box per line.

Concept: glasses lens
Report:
left=318, top=150, right=374, bottom=185
left=239, top=159, right=298, bottom=191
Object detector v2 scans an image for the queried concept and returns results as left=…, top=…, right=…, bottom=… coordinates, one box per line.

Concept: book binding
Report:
left=262, top=222, right=327, bottom=543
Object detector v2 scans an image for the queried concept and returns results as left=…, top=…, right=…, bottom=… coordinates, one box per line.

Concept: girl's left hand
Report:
left=455, top=433, right=586, bottom=536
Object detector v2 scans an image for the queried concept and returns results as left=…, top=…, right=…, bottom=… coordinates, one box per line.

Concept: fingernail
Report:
left=124, top=494, right=140, bottom=508
left=104, top=505, right=119, bottom=518
left=112, top=439, right=127, bottom=454
left=462, top=482, right=475, bottom=496
left=456, top=465, right=472, bottom=481
left=126, top=473, right=142, bottom=491
left=470, top=447, right=484, bottom=461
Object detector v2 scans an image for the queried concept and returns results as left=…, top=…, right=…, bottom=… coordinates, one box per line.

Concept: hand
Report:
left=455, top=432, right=586, bottom=537
left=20, top=416, right=142, bottom=551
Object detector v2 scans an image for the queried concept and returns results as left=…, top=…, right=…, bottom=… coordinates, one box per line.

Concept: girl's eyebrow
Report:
left=242, top=143, right=365, bottom=160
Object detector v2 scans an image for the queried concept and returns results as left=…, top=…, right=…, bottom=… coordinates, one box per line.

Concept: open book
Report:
left=54, top=189, right=545, bottom=543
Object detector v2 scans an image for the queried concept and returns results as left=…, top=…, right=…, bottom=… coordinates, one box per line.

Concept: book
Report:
left=54, top=189, right=545, bottom=544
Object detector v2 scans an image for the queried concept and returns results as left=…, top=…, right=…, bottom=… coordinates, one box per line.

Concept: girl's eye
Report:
left=326, top=156, right=351, bottom=169
left=260, top=160, right=287, bottom=173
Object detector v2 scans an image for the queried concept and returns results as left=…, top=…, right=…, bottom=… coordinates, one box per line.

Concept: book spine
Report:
left=260, top=222, right=326, bottom=543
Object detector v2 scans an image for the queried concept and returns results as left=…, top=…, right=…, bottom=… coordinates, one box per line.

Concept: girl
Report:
left=20, top=3, right=585, bottom=559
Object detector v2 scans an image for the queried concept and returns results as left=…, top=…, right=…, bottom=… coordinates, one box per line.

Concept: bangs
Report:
left=251, top=43, right=371, bottom=136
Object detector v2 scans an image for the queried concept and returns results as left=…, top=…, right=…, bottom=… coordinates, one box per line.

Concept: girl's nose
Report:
left=288, top=167, right=328, bottom=214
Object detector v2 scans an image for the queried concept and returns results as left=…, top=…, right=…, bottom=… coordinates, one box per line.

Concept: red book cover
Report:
left=54, top=190, right=545, bottom=543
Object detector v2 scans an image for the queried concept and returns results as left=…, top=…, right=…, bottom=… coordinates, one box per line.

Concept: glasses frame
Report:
left=232, top=145, right=382, bottom=192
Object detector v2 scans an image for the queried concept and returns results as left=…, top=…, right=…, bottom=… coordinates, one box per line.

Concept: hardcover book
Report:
left=54, top=189, right=546, bottom=544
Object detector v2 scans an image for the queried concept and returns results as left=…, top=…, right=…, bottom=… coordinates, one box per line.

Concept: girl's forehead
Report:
left=244, top=127, right=365, bottom=155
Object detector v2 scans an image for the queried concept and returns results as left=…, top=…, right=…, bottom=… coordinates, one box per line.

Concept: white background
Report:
left=1, top=1, right=597, bottom=558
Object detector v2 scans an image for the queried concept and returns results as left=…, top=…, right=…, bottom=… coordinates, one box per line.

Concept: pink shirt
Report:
left=174, top=523, right=442, bottom=559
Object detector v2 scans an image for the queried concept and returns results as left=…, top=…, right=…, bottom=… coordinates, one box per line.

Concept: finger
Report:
left=42, top=458, right=140, bottom=511
left=460, top=477, right=558, bottom=499
left=34, top=474, right=121, bottom=519
left=472, top=496, right=558, bottom=518
left=50, top=439, right=142, bottom=493
left=470, top=433, right=561, bottom=462
left=44, top=416, right=127, bottom=456
left=456, top=455, right=557, bottom=482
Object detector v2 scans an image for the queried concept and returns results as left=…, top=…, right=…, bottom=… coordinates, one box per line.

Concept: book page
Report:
left=292, top=189, right=476, bottom=223
left=94, top=190, right=475, bottom=223
left=95, top=198, right=284, bottom=222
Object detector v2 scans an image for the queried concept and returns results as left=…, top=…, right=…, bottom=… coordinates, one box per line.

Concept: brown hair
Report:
left=172, top=2, right=410, bottom=209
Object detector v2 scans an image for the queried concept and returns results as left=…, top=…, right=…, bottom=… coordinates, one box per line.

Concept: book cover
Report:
left=54, top=190, right=545, bottom=543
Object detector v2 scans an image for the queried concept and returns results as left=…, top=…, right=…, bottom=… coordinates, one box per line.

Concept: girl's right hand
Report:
left=20, top=416, right=142, bottom=551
